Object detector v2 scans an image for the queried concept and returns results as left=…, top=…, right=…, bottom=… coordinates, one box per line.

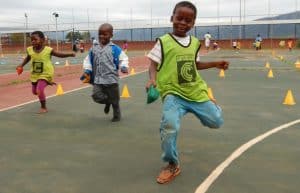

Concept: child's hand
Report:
left=71, top=53, right=76, bottom=57
left=145, top=79, right=156, bottom=91
left=16, top=66, right=23, bottom=75
left=216, top=61, right=229, bottom=70
left=80, top=73, right=90, bottom=83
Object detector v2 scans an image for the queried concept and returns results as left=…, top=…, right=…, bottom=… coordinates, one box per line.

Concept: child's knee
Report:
left=91, top=92, right=108, bottom=104
left=201, top=110, right=224, bottom=129
left=161, top=113, right=180, bottom=134
left=210, top=116, right=224, bottom=129
left=208, top=112, right=224, bottom=128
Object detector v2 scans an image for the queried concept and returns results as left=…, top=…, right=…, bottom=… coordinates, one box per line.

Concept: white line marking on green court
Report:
left=195, top=119, right=300, bottom=193
left=0, top=70, right=147, bottom=112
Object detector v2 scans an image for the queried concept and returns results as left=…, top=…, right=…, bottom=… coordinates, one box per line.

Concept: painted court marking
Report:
left=0, top=70, right=147, bottom=112
left=195, top=119, right=300, bottom=193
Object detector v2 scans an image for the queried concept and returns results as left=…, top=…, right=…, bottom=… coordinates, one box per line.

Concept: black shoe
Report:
left=111, top=116, right=121, bottom=122
left=104, top=104, right=110, bottom=114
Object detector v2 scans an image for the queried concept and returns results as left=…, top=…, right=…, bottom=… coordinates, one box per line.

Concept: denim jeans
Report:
left=160, top=95, right=224, bottom=165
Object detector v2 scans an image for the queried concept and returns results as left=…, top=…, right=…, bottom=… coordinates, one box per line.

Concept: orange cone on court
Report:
left=120, top=84, right=131, bottom=98
left=283, top=89, right=296, bottom=105
left=130, top=68, right=136, bottom=75
left=65, top=60, right=70, bottom=66
left=295, top=60, right=300, bottom=68
left=56, top=84, right=64, bottom=95
left=219, top=69, right=225, bottom=77
left=267, top=69, right=274, bottom=78
left=265, top=61, right=270, bottom=68
left=272, top=50, right=276, bottom=57
left=208, top=87, right=215, bottom=101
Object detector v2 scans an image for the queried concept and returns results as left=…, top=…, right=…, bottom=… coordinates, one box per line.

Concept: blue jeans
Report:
left=159, top=95, right=224, bottom=165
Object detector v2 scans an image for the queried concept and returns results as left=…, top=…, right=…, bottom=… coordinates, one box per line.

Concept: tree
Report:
left=66, top=31, right=82, bottom=42
left=10, top=33, right=27, bottom=44
left=81, top=31, right=91, bottom=42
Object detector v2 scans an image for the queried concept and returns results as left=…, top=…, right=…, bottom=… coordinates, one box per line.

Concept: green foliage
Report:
left=66, top=31, right=82, bottom=42
left=10, top=33, right=29, bottom=44
left=81, top=31, right=91, bottom=41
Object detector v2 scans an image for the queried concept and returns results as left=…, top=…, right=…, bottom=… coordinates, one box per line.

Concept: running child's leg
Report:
left=159, top=95, right=187, bottom=165
left=32, top=82, right=38, bottom=95
left=156, top=95, right=187, bottom=184
left=108, top=84, right=121, bottom=122
left=190, top=100, right=224, bottom=129
left=36, top=79, right=48, bottom=113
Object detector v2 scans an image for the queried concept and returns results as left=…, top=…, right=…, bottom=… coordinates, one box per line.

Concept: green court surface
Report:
left=0, top=49, right=300, bottom=193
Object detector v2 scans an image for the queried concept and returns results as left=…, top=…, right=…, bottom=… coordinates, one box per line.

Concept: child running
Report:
left=81, top=23, right=129, bottom=122
left=17, top=31, right=75, bottom=113
left=146, top=1, right=229, bottom=184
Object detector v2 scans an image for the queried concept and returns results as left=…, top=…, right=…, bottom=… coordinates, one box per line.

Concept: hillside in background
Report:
left=255, top=11, right=300, bottom=20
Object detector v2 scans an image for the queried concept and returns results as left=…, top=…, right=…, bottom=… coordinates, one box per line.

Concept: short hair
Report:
left=99, top=23, right=113, bottom=33
left=172, top=1, right=197, bottom=19
left=31, top=31, right=45, bottom=39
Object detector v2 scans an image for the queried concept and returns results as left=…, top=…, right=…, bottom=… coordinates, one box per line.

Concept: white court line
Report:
left=0, top=70, right=147, bottom=112
left=195, top=119, right=300, bottom=193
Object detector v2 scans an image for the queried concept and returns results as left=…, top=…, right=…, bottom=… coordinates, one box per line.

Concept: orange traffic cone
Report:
left=130, top=68, right=136, bottom=75
left=56, top=84, right=64, bottom=95
left=120, top=84, right=131, bottom=98
left=65, top=60, right=70, bottom=66
left=267, top=69, right=274, bottom=78
left=295, top=60, right=300, bottom=69
left=265, top=61, right=270, bottom=68
left=283, top=89, right=296, bottom=105
left=219, top=69, right=225, bottom=78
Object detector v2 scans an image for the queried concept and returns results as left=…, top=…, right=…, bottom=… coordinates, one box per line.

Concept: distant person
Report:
left=122, top=40, right=128, bottom=53
left=146, top=1, right=229, bottom=184
left=213, top=41, right=219, bottom=50
left=237, top=41, right=241, bottom=50
left=232, top=40, right=237, bottom=50
left=204, top=32, right=211, bottom=52
left=92, top=39, right=99, bottom=47
left=80, top=23, right=129, bottom=122
left=287, top=39, right=293, bottom=51
left=73, top=39, right=80, bottom=52
left=16, top=31, right=75, bottom=113
left=255, top=34, right=262, bottom=50
left=79, top=42, right=85, bottom=53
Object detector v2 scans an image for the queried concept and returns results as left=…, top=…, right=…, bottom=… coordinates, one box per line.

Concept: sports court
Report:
left=0, top=49, right=300, bottom=193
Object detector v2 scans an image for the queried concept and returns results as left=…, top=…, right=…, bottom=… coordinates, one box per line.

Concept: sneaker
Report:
left=156, top=163, right=181, bottom=184
left=104, top=104, right=110, bottom=114
left=111, top=116, right=121, bottom=122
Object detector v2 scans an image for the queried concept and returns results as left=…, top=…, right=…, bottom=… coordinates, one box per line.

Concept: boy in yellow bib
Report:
left=17, top=31, right=75, bottom=113
left=146, top=1, right=229, bottom=184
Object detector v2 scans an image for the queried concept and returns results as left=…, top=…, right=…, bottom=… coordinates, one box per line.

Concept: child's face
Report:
left=98, top=26, right=113, bottom=46
left=31, top=34, right=44, bottom=49
left=171, top=6, right=195, bottom=37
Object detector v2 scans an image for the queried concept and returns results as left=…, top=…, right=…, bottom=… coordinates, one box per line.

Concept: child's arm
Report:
left=52, top=50, right=75, bottom=58
left=18, top=55, right=31, bottom=67
left=146, top=60, right=158, bottom=89
left=119, top=51, right=129, bottom=68
left=16, top=55, right=30, bottom=75
left=196, top=60, right=229, bottom=70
